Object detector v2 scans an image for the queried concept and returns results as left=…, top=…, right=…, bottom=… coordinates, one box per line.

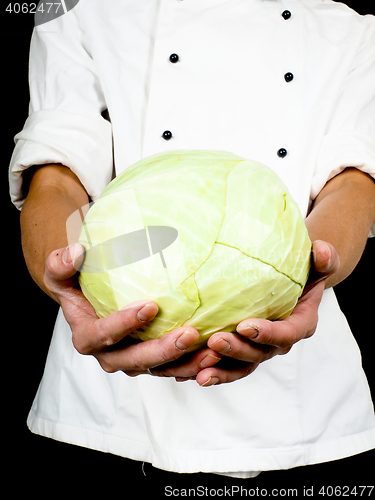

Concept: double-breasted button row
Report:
left=283, top=8, right=294, bottom=85
left=279, top=9, right=293, bottom=158
left=162, top=56, right=179, bottom=139
left=162, top=55, right=179, bottom=139
left=163, top=8, right=294, bottom=159
left=161, top=53, right=180, bottom=141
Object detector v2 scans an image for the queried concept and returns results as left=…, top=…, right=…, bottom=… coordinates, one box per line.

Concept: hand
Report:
left=191, top=240, right=340, bottom=387
left=44, top=243, right=221, bottom=376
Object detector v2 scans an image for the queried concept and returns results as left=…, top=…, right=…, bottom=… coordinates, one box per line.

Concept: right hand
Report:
left=44, top=243, right=220, bottom=377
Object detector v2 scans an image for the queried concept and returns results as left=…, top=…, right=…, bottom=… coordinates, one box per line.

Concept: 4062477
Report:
left=5, top=3, right=63, bottom=14
left=318, top=486, right=374, bottom=497
left=5, top=1, right=80, bottom=26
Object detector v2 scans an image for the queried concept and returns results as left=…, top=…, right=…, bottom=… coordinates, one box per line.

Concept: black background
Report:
left=3, top=1, right=375, bottom=495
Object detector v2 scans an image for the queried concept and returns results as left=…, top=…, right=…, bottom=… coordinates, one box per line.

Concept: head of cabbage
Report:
left=77, top=150, right=311, bottom=350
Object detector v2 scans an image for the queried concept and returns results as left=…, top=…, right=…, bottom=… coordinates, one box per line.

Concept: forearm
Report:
left=305, top=168, right=375, bottom=289
left=20, top=164, right=89, bottom=299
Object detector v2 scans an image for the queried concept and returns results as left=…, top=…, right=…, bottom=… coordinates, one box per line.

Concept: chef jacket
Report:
left=8, top=0, right=375, bottom=477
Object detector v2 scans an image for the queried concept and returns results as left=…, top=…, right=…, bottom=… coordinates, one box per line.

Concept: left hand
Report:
left=194, top=239, right=340, bottom=386
left=150, top=240, right=339, bottom=385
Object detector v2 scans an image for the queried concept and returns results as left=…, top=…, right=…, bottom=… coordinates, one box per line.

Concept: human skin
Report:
left=20, top=165, right=375, bottom=385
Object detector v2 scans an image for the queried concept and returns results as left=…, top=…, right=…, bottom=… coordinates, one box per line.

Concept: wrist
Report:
left=20, top=165, right=89, bottom=300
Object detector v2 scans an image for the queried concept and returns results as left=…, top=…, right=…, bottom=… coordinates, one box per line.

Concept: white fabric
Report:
left=9, top=0, right=375, bottom=475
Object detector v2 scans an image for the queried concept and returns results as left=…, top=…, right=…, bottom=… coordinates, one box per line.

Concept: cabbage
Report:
left=77, top=150, right=311, bottom=350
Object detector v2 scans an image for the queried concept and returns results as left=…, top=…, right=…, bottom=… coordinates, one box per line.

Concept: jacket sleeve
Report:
left=9, top=4, right=113, bottom=209
left=311, top=15, right=375, bottom=237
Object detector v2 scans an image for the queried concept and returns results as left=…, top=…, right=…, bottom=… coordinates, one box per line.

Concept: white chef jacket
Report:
left=8, top=0, right=375, bottom=477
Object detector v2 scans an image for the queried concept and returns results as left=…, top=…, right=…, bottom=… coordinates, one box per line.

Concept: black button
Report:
left=282, top=10, right=292, bottom=20
left=162, top=130, right=172, bottom=140
left=169, top=53, right=179, bottom=63
left=284, top=72, right=294, bottom=82
left=277, top=148, right=288, bottom=158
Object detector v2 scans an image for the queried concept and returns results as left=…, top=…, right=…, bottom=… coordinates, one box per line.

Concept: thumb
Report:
left=303, top=240, right=339, bottom=294
left=45, top=243, right=85, bottom=283
left=311, top=240, right=339, bottom=276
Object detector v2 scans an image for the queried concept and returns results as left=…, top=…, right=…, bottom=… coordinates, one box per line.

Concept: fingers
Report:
left=150, top=347, right=222, bottom=380
left=306, top=240, right=340, bottom=290
left=44, top=243, right=85, bottom=301
left=44, top=244, right=203, bottom=378
left=200, top=273, right=327, bottom=386
left=44, top=244, right=205, bottom=378
left=208, top=332, right=289, bottom=362
left=204, top=330, right=290, bottom=388
left=45, top=243, right=85, bottom=281
left=71, top=300, right=159, bottom=355
left=222, top=243, right=328, bottom=355
left=62, top=284, right=203, bottom=374
left=234, top=282, right=323, bottom=350
left=195, top=360, right=259, bottom=387
left=312, top=240, right=340, bottom=274
left=95, top=327, right=201, bottom=375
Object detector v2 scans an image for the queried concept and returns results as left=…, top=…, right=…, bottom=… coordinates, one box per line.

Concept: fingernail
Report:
left=323, top=241, right=332, bottom=266
left=175, top=330, right=198, bottom=351
left=199, top=353, right=222, bottom=369
left=237, top=323, right=260, bottom=339
left=201, top=376, right=219, bottom=387
left=62, top=243, right=83, bottom=266
left=137, top=302, right=158, bottom=322
left=208, top=337, right=231, bottom=354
